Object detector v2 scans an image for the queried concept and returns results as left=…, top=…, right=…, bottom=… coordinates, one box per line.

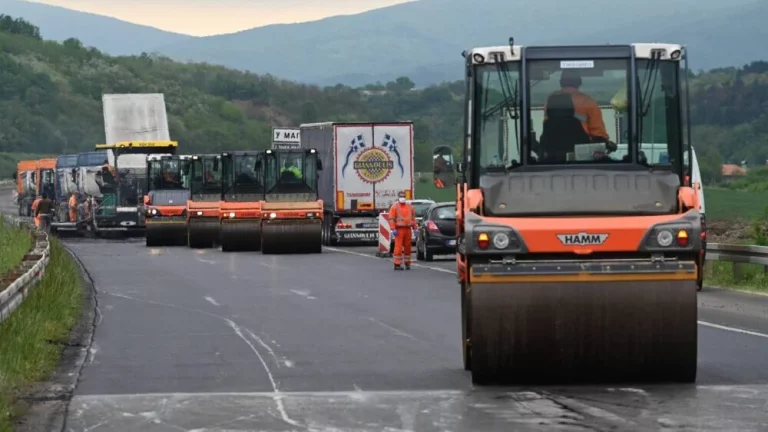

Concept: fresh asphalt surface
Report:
left=3, top=184, right=768, bottom=431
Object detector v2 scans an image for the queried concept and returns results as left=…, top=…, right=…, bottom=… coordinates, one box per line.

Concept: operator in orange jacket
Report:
left=388, top=191, right=418, bottom=270
left=31, top=195, right=42, bottom=228
left=68, top=192, right=78, bottom=222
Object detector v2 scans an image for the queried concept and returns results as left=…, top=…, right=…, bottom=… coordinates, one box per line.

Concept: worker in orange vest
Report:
left=31, top=194, right=42, bottom=228
left=68, top=192, right=78, bottom=222
left=387, top=191, right=418, bottom=270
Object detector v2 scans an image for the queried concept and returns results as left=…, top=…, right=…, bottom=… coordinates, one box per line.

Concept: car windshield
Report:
left=432, top=205, right=456, bottom=220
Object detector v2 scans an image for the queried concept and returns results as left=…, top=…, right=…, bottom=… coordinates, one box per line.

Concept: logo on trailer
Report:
left=341, top=133, right=406, bottom=183
left=557, top=232, right=609, bottom=245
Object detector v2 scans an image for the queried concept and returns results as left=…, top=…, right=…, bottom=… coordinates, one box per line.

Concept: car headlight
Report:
left=492, top=232, right=510, bottom=249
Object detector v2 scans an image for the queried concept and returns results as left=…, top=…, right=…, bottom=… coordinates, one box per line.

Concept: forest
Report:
left=0, top=15, right=766, bottom=181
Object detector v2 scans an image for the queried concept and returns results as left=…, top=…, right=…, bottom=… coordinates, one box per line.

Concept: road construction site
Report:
left=3, top=182, right=768, bottom=431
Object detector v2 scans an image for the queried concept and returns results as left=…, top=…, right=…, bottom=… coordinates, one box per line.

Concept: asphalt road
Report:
left=3, top=185, right=768, bottom=431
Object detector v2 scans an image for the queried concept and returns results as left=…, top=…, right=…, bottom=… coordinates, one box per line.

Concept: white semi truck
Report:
left=300, top=122, right=415, bottom=245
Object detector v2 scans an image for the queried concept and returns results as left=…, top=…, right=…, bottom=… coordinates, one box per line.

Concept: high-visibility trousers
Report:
left=393, top=227, right=413, bottom=265
left=69, top=206, right=78, bottom=222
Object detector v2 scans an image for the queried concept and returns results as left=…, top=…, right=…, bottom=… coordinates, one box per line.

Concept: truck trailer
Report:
left=300, top=122, right=414, bottom=246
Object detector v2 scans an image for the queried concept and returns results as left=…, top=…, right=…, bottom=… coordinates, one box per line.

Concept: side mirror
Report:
left=432, top=146, right=456, bottom=189
left=11, top=171, right=16, bottom=181
left=316, top=159, right=323, bottom=171
left=213, top=158, right=219, bottom=171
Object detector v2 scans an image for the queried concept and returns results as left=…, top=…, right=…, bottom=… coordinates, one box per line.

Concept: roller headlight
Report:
left=196, top=211, right=203, bottom=216
left=307, top=212, right=314, bottom=217
left=229, top=212, right=235, bottom=218
left=492, top=232, right=510, bottom=249
left=270, top=212, right=277, bottom=219
left=151, top=208, right=157, bottom=215
left=656, top=230, right=673, bottom=247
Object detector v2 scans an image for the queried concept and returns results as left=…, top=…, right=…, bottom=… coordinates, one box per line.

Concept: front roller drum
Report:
left=220, top=220, right=262, bottom=252
left=145, top=222, right=187, bottom=247
left=188, top=218, right=220, bottom=248
left=468, top=280, right=698, bottom=385
left=262, top=220, right=322, bottom=254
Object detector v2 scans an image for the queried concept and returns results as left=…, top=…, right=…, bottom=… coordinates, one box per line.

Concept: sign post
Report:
left=272, top=127, right=301, bottom=149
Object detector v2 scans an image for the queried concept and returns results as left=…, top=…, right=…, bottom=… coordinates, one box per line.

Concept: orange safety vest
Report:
left=68, top=194, right=77, bottom=208
left=388, top=202, right=416, bottom=229
left=544, top=87, right=609, bottom=140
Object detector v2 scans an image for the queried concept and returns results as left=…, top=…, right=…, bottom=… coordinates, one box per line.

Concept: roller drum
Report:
left=188, top=218, right=220, bottom=248
left=468, top=280, right=698, bottom=385
left=145, top=222, right=187, bottom=247
left=220, top=220, right=262, bottom=252
left=262, top=220, right=322, bottom=254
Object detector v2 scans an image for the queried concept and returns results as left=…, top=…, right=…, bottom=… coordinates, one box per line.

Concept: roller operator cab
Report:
left=435, top=40, right=702, bottom=384
left=186, top=154, right=223, bottom=249
left=259, top=148, right=324, bottom=254
left=143, top=155, right=192, bottom=246
left=92, top=140, right=178, bottom=233
left=219, top=151, right=265, bottom=252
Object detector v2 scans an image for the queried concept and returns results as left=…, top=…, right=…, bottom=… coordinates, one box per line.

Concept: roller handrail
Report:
left=0, top=215, right=51, bottom=323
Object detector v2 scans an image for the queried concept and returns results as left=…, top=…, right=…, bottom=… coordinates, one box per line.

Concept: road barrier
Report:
left=706, top=243, right=768, bottom=278
left=376, top=213, right=392, bottom=257
left=0, top=215, right=51, bottom=323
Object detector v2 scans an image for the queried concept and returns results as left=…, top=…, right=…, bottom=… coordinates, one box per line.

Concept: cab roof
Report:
left=467, top=43, right=684, bottom=64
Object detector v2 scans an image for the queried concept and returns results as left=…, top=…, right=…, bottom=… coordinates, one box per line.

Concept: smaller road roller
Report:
left=144, top=154, right=191, bottom=246
left=219, top=151, right=265, bottom=252
left=443, top=39, right=703, bottom=385
left=186, top=154, right=223, bottom=248
left=259, top=148, right=324, bottom=254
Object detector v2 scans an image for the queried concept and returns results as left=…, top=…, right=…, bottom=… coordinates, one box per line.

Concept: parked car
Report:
left=416, top=201, right=456, bottom=261
left=389, top=199, right=435, bottom=252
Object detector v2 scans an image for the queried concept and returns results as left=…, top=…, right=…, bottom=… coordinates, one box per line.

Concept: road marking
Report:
left=366, top=317, right=420, bottom=341
left=325, top=247, right=768, bottom=341
left=290, top=289, right=316, bottom=300
left=204, top=296, right=219, bottom=306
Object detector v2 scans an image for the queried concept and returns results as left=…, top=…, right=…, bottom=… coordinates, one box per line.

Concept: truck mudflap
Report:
left=220, top=219, right=262, bottom=252
left=465, top=259, right=698, bottom=385
left=145, top=217, right=187, bottom=247
left=262, top=219, right=322, bottom=254
left=187, top=217, right=219, bottom=249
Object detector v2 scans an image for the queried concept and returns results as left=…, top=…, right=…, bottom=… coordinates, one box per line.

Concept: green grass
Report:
left=707, top=261, right=768, bottom=294
left=0, top=238, right=83, bottom=431
left=0, top=152, right=54, bottom=180
left=0, top=219, right=30, bottom=275
left=704, top=187, right=768, bottom=221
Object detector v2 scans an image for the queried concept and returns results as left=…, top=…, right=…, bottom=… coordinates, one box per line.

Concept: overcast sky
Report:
left=27, top=0, right=414, bottom=35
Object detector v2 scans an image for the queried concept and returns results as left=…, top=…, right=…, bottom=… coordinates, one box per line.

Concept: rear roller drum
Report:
left=262, top=220, right=322, bottom=254
left=188, top=219, right=220, bottom=248
left=469, top=280, right=698, bottom=385
left=220, top=220, right=262, bottom=252
left=146, top=223, right=187, bottom=247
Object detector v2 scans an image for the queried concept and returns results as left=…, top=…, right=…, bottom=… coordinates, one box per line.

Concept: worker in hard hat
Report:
left=545, top=69, right=617, bottom=151
left=388, top=191, right=418, bottom=270
left=68, top=191, right=78, bottom=222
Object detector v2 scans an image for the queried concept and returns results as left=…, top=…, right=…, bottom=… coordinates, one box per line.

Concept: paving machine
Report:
left=186, top=154, right=223, bottom=248
left=219, top=151, right=265, bottom=252
left=440, top=39, right=702, bottom=384
left=144, top=154, right=192, bottom=246
left=259, top=148, right=323, bottom=254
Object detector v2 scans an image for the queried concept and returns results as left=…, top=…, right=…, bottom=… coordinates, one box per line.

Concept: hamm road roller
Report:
left=259, top=148, right=323, bottom=254
left=144, top=154, right=192, bottom=246
left=219, top=151, right=265, bottom=252
left=186, top=154, right=223, bottom=248
left=440, top=39, right=702, bottom=384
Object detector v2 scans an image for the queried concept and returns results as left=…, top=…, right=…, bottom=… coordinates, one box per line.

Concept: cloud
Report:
left=26, top=0, right=415, bottom=35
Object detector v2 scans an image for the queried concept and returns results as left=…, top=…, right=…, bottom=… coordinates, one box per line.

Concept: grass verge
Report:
left=707, top=261, right=768, bottom=295
left=0, top=219, right=30, bottom=275
left=0, top=237, right=83, bottom=432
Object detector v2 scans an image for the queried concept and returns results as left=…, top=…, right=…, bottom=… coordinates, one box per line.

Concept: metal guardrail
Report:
left=707, top=243, right=768, bottom=266
left=0, top=215, right=51, bottom=323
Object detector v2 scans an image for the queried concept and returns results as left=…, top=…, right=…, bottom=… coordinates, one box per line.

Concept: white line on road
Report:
left=366, top=317, right=420, bottom=341
left=204, top=296, right=220, bottom=306
left=324, top=247, right=768, bottom=340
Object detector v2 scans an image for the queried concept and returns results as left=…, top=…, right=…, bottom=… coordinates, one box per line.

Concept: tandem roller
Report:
left=220, top=217, right=262, bottom=252
left=187, top=217, right=220, bottom=248
left=145, top=219, right=187, bottom=247
left=261, top=218, right=322, bottom=254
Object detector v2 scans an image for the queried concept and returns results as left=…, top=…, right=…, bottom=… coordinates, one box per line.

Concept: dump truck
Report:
left=53, top=154, right=79, bottom=223
left=143, top=154, right=192, bottom=246
left=11, top=160, right=39, bottom=216
left=259, top=148, right=323, bottom=254
left=441, top=40, right=702, bottom=384
left=219, top=151, right=265, bottom=252
left=300, top=122, right=414, bottom=246
left=91, top=140, right=178, bottom=234
left=186, top=154, right=223, bottom=248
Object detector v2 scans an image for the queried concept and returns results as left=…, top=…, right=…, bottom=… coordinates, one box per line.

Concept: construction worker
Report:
left=388, top=191, right=418, bottom=270
left=280, top=159, right=302, bottom=181
left=545, top=69, right=617, bottom=151
left=35, top=193, right=54, bottom=231
left=31, top=194, right=42, bottom=228
left=68, top=192, right=78, bottom=222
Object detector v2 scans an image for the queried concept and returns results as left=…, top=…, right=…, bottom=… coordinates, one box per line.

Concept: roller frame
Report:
left=145, top=218, right=187, bottom=247
left=261, top=219, right=322, bottom=254
left=187, top=217, right=220, bottom=249
left=465, top=260, right=698, bottom=385
left=220, top=219, right=262, bottom=252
